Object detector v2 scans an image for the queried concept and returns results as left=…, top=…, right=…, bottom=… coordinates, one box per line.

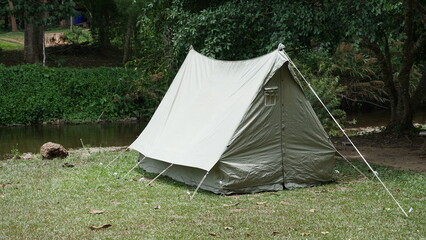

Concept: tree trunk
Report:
left=24, top=23, right=44, bottom=63
left=122, top=16, right=134, bottom=64
left=99, top=15, right=111, bottom=48
left=7, top=0, right=17, bottom=32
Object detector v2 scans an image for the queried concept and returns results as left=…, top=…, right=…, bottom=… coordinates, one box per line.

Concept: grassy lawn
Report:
left=0, top=41, right=23, bottom=50
left=1, top=150, right=424, bottom=239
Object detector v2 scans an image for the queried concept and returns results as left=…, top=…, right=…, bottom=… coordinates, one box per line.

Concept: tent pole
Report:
left=190, top=171, right=209, bottom=201
left=147, top=164, right=174, bottom=186
left=281, top=48, right=409, bottom=217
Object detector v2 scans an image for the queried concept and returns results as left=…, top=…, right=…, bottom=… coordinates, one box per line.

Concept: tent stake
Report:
left=281, top=49, right=409, bottom=217
left=190, top=171, right=209, bottom=201
left=147, top=164, right=174, bottom=186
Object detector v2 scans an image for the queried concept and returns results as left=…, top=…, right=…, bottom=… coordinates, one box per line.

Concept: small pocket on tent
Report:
left=264, top=86, right=278, bottom=107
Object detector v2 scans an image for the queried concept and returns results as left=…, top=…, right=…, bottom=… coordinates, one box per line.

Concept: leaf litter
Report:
left=89, top=224, right=112, bottom=230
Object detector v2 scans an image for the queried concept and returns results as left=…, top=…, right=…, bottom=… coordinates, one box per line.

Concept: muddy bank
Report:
left=332, top=133, right=426, bottom=174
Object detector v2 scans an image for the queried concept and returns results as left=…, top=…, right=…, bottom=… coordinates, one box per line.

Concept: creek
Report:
left=1, top=110, right=425, bottom=158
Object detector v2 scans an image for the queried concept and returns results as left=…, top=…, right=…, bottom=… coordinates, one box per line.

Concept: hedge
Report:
left=0, top=65, right=166, bottom=125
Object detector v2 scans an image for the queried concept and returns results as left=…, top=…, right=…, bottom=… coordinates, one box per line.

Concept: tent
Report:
left=129, top=45, right=336, bottom=194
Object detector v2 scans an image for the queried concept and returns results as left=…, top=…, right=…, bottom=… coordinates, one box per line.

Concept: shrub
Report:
left=0, top=65, right=167, bottom=124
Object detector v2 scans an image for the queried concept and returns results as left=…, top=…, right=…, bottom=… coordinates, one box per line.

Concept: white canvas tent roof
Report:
left=129, top=48, right=288, bottom=171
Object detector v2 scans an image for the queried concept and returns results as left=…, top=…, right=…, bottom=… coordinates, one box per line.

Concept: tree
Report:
left=79, top=0, right=117, bottom=48
left=7, top=0, right=17, bottom=32
left=7, top=0, right=75, bottom=63
left=340, top=0, right=426, bottom=133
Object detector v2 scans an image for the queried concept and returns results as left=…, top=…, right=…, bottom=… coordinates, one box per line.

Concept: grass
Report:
left=1, top=150, right=425, bottom=239
left=0, top=41, right=23, bottom=50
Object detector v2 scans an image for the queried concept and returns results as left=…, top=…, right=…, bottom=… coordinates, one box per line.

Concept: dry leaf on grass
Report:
left=89, top=224, right=112, bottom=230
left=209, top=233, right=220, bottom=237
left=321, top=231, right=329, bottom=235
left=313, top=190, right=329, bottom=193
left=154, top=205, right=161, bottom=210
left=224, top=226, right=234, bottom=230
left=256, top=201, right=267, bottom=205
left=309, top=209, right=315, bottom=213
left=396, top=222, right=407, bottom=226
left=272, top=231, right=281, bottom=235
left=0, top=194, right=4, bottom=198
left=223, top=202, right=240, bottom=207
left=88, top=210, right=104, bottom=214
left=301, top=232, right=309, bottom=236
left=1, top=183, right=12, bottom=187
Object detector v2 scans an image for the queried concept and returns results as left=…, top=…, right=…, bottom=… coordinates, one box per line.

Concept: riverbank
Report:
left=4, top=131, right=426, bottom=174
left=332, top=133, right=426, bottom=174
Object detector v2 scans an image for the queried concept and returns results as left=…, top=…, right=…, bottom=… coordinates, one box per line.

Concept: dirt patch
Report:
left=332, top=133, right=426, bottom=174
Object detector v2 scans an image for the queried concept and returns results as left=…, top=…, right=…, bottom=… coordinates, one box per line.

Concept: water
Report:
left=1, top=109, right=425, bottom=157
left=0, top=120, right=147, bottom=157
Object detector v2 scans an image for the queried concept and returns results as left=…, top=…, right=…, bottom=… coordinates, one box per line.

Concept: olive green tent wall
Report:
left=136, top=58, right=335, bottom=194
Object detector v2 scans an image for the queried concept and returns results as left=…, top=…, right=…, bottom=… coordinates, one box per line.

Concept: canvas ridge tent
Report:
left=129, top=44, right=337, bottom=195
left=124, top=44, right=409, bottom=216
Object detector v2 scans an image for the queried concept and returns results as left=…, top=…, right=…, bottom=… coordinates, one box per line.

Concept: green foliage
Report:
left=292, top=52, right=346, bottom=135
left=63, top=26, right=92, bottom=44
left=0, top=65, right=168, bottom=125
left=5, top=0, right=76, bottom=26
left=169, top=0, right=347, bottom=63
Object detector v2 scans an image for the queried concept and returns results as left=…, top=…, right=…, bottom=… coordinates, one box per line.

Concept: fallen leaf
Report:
left=301, top=232, right=309, bottom=236
left=154, top=205, right=161, bottom=210
left=89, top=224, right=112, bottom=230
left=1, top=183, right=12, bottom=188
left=0, top=194, right=4, bottom=198
left=309, top=209, right=315, bottom=213
left=224, top=226, right=234, bottom=230
left=256, top=201, right=267, bottom=205
left=314, top=190, right=328, bottom=193
left=223, top=202, right=240, bottom=207
left=272, top=231, right=280, bottom=235
left=88, top=210, right=104, bottom=214
left=321, top=231, right=329, bottom=235
left=396, top=222, right=407, bottom=226
left=209, top=233, right=220, bottom=238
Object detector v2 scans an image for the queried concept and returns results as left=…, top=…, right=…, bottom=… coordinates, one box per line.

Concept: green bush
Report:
left=0, top=65, right=167, bottom=125
left=63, top=26, right=92, bottom=44
left=291, top=52, right=346, bottom=135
